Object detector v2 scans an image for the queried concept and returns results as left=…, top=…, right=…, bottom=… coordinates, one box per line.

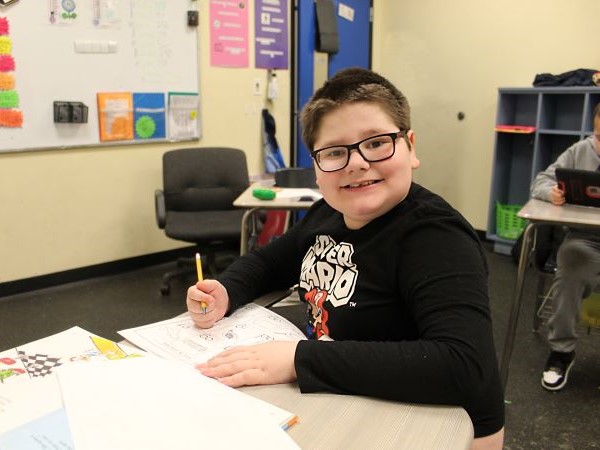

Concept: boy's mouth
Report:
left=343, top=180, right=380, bottom=189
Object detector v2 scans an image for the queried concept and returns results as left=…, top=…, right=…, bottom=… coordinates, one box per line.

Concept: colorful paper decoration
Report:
left=0, top=17, right=21, bottom=128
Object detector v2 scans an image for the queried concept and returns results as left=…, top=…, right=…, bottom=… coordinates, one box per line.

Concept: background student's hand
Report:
left=550, top=184, right=566, bottom=205
left=196, top=341, right=299, bottom=387
left=186, top=279, right=229, bottom=329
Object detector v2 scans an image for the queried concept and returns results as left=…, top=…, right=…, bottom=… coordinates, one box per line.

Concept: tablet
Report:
left=555, top=167, right=600, bottom=207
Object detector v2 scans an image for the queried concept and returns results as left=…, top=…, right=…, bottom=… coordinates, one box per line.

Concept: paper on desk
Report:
left=274, top=188, right=322, bottom=200
left=57, top=357, right=299, bottom=450
left=0, top=326, right=144, bottom=435
left=0, top=407, right=73, bottom=450
left=118, top=303, right=307, bottom=367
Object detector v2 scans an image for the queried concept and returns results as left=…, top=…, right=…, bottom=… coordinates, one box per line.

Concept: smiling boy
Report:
left=186, top=68, right=504, bottom=449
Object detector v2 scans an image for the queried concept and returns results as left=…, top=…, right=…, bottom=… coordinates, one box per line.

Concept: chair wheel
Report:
left=160, top=284, right=170, bottom=295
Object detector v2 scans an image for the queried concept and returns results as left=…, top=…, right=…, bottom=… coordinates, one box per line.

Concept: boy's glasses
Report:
left=311, top=131, right=406, bottom=172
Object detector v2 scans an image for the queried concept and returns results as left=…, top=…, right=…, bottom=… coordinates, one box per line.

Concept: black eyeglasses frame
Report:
left=310, top=130, right=407, bottom=173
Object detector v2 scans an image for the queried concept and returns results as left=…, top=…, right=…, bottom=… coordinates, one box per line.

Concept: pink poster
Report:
left=210, top=0, right=249, bottom=68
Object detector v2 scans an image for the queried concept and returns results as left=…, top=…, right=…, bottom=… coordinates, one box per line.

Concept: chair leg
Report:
left=160, top=257, right=196, bottom=295
left=533, top=273, right=549, bottom=332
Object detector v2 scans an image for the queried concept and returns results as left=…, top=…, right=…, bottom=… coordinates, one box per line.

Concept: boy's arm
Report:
left=530, top=146, right=578, bottom=202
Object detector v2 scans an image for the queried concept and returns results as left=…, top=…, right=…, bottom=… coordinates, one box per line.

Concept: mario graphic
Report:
left=300, top=235, right=358, bottom=339
left=305, top=288, right=330, bottom=339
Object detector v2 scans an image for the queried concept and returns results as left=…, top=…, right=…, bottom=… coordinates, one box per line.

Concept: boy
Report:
left=530, top=103, right=600, bottom=391
left=187, top=68, right=505, bottom=449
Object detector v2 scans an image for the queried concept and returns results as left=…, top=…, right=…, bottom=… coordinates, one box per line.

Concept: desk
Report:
left=234, top=182, right=319, bottom=254
left=241, top=383, right=473, bottom=449
left=499, top=199, right=600, bottom=388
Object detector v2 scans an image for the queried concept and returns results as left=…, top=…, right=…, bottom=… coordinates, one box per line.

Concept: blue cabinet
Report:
left=487, top=87, right=600, bottom=254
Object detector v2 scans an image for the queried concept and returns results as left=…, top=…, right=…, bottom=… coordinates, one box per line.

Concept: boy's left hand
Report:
left=196, top=341, right=299, bottom=387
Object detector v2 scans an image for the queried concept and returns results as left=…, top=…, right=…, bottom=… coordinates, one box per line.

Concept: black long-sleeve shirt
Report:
left=218, top=183, right=504, bottom=437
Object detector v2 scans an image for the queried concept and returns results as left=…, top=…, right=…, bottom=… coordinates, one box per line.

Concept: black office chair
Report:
left=155, top=147, right=250, bottom=295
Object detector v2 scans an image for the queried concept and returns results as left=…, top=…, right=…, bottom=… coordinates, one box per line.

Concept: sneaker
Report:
left=541, top=351, right=575, bottom=391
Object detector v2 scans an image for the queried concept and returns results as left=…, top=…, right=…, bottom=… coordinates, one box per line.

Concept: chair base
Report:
left=159, top=249, right=238, bottom=295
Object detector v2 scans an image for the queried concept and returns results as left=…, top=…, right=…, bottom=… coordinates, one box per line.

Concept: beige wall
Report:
left=0, top=1, right=290, bottom=283
left=3, top=0, right=600, bottom=283
left=372, top=0, right=600, bottom=230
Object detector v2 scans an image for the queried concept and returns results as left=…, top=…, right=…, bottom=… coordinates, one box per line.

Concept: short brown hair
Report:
left=300, top=68, right=411, bottom=150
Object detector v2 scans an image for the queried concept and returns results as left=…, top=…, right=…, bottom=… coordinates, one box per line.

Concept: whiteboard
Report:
left=0, top=0, right=199, bottom=152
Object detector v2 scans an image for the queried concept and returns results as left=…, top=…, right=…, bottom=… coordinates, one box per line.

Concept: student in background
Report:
left=530, top=103, right=600, bottom=391
left=187, top=68, right=504, bottom=449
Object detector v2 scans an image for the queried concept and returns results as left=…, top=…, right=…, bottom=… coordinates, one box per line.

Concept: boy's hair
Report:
left=300, top=67, right=411, bottom=150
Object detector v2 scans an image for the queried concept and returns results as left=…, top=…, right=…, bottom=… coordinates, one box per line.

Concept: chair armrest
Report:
left=155, top=189, right=166, bottom=229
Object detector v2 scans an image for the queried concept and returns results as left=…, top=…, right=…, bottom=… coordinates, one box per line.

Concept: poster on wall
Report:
left=167, top=92, right=200, bottom=140
left=254, top=0, right=288, bottom=69
left=97, top=92, right=134, bottom=141
left=209, top=0, right=249, bottom=68
left=133, top=92, right=166, bottom=140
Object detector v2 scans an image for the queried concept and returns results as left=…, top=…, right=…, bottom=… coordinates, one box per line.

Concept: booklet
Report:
left=118, top=303, right=307, bottom=367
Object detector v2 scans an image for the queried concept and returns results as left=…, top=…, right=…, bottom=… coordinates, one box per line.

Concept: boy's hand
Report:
left=186, top=279, right=229, bottom=329
left=196, top=341, right=299, bottom=387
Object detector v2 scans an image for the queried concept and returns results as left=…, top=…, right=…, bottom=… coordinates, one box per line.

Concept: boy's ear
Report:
left=406, top=130, right=420, bottom=169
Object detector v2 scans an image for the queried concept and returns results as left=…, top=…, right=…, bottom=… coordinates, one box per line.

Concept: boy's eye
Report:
left=364, top=138, right=386, bottom=150
left=322, top=148, right=346, bottom=159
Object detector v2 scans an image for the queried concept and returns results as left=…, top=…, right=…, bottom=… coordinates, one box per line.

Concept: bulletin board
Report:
left=0, top=0, right=200, bottom=153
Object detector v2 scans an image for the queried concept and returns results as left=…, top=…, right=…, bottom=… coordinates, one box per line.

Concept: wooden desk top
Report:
left=234, top=182, right=321, bottom=210
left=518, top=199, right=600, bottom=228
left=240, top=383, right=473, bottom=450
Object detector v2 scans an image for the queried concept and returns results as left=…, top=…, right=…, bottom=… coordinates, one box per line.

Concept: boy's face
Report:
left=312, top=102, right=420, bottom=229
left=593, top=117, right=600, bottom=156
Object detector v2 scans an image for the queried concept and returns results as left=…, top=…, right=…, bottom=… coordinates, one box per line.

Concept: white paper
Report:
left=118, top=303, right=307, bottom=366
left=58, top=358, right=299, bottom=450
left=275, top=188, right=322, bottom=200
left=167, top=93, right=200, bottom=140
left=0, top=326, right=144, bottom=435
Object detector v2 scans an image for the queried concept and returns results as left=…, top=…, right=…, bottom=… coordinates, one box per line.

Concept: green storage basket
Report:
left=495, top=202, right=527, bottom=240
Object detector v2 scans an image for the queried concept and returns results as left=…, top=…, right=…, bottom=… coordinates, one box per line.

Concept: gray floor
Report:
left=1, top=243, right=598, bottom=449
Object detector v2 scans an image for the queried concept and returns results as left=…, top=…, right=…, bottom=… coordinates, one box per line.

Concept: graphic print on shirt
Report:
left=299, top=235, right=357, bottom=338
left=304, top=288, right=330, bottom=338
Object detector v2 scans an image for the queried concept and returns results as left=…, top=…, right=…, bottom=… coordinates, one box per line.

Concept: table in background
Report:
left=234, top=182, right=319, bottom=254
left=241, top=383, right=473, bottom=449
left=500, top=199, right=600, bottom=387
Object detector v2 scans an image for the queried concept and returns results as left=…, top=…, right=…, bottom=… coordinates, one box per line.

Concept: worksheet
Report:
left=0, top=327, right=143, bottom=448
left=118, top=303, right=307, bottom=366
left=57, top=357, right=299, bottom=450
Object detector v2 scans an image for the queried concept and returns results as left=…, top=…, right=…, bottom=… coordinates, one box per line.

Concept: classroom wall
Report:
left=3, top=0, right=599, bottom=284
left=0, top=1, right=290, bottom=283
left=371, top=0, right=600, bottom=230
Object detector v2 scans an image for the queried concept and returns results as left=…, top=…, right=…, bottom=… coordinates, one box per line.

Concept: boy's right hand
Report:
left=550, top=184, right=566, bottom=206
left=186, top=279, right=229, bottom=329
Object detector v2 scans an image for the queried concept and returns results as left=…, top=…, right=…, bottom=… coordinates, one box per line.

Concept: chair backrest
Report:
left=274, top=167, right=317, bottom=188
left=163, top=147, right=249, bottom=212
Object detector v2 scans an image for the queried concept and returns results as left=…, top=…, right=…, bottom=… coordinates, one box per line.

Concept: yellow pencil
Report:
left=195, top=252, right=208, bottom=314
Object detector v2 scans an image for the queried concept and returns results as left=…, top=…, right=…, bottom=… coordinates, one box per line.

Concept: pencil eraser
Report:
left=252, top=188, right=276, bottom=200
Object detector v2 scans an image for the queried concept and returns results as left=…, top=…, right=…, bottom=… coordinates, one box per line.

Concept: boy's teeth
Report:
left=349, top=180, right=374, bottom=188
